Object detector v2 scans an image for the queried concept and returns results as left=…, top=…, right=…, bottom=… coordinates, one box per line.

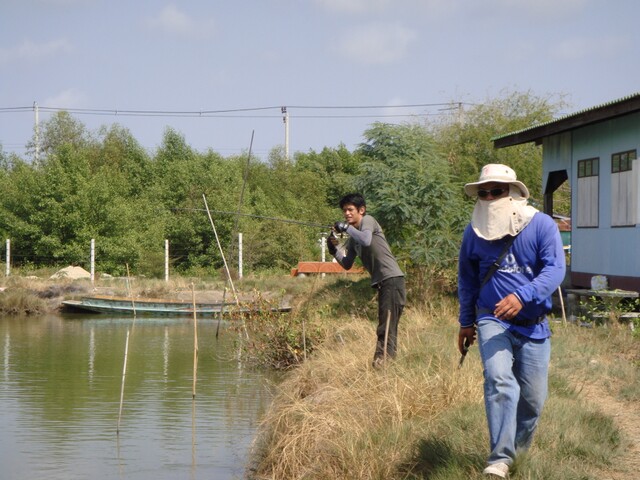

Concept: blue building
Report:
left=494, top=93, right=640, bottom=292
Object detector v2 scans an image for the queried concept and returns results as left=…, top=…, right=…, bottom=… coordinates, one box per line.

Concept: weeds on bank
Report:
left=576, top=295, right=640, bottom=334
left=223, top=275, right=374, bottom=370
left=248, top=296, right=633, bottom=480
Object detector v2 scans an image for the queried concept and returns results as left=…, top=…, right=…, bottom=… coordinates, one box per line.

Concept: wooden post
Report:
left=238, top=233, right=243, bottom=279
left=558, top=286, right=567, bottom=325
left=383, top=310, right=391, bottom=362
left=165, top=239, right=169, bottom=283
left=117, top=330, right=130, bottom=434
left=90, top=239, right=95, bottom=284
left=192, top=284, right=198, bottom=399
left=5, top=239, right=9, bottom=277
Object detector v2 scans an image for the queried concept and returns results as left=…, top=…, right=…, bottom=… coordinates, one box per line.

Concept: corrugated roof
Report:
left=492, top=92, right=640, bottom=148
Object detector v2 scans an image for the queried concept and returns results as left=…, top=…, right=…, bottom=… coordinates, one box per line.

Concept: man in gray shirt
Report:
left=327, top=193, right=406, bottom=367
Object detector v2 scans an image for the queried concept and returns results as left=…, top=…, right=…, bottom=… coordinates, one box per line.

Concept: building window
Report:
left=611, top=149, right=637, bottom=227
left=577, top=158, right=599, bottom=227
left=612, top=150, right=635, bottom=173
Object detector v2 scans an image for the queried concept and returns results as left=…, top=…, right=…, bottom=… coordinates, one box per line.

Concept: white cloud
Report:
left=147, top=4, right=215, bottom=39
left=0, top=39, right=72, bottom=66
left=338, top=23, right=416, bottom=65
left=42, top=88, right=88, bottom=109
left=552, top=36, right=629, bottom=60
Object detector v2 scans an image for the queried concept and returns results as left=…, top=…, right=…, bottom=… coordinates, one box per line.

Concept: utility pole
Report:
left=281, top=106, right=289, bottom=160
left=456, top=102, right=465, bottom=125
left=33, top=101, right=39, bottom=162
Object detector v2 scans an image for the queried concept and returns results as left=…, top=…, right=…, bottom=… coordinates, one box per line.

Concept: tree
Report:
left=431, top=90, right=568, bottom=210
left=294, top=144, right=360, bottom=207
left=27, top=111, right=91, bottom=162
left=355, top=123, right=467, bottom=286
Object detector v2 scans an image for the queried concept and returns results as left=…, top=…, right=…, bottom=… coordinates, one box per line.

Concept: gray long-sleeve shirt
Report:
left=334, top=215, right=404, bottom=286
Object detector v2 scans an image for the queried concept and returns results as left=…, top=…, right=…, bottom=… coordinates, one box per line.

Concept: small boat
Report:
left=62, top=295, right=291, bottom=317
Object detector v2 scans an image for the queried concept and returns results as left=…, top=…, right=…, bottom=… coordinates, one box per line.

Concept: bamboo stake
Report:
left=192, top=284, right=198, bottom=399
left=203, top=194, right=248, bottom=341
left=383, top=310, right=391, bottom=363
left=125, top=263, right=136, bottom=318
left=117, top=264, right=137, bottom=433
left=116, top=329, right=130, bottom=434
left=202, top=194, right=240, bottom=306
left=191, top=398, right=197, bottom=475
left=216, top=286, right=227, bottom=339
left=302, top=317, right=307, bottom=362
left=558, top=286, right=567, bottom=325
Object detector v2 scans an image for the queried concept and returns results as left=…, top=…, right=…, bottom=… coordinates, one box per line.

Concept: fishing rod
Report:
left=174, top=208, right=332, bottom=229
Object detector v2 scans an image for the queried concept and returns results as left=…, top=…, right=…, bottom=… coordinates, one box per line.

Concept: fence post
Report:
left=320, top=234, right=326, bottom=279
left=165, top=239, right=169, bottom=283
left=5, top=239, right=9, bottom=277
left=90, top=239, right=95, bottom=284
left=238, top=233, right=243, bottom=279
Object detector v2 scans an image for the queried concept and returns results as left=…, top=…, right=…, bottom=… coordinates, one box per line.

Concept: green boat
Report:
left=62, top=295, right=291, bottom=317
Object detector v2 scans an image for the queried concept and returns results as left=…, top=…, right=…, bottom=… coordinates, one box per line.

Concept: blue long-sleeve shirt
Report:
left=457, top=212, right=565, bottom=339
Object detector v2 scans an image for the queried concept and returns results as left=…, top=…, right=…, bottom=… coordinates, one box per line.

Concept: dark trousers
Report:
left=374, top=276, right=406, bottom=360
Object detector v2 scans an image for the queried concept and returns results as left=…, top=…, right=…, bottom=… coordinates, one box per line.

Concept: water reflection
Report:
left=0, top=314, right=276, bottom=480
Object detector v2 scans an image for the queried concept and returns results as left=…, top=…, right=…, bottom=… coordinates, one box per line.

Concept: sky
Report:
left=2, top=0, right=640, bottom=161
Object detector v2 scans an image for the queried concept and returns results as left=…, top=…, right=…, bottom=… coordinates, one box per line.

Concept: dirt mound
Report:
left=50, top=266, right=91, bottom=280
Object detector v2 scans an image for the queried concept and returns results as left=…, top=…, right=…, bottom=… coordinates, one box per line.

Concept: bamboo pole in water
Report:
left=117, top=329, right=130, bottom=434
left=202, top=194, right=240, bottom=306
left=192, top=284, right=198, bottom=399
left=203, top=194, right=249, bottom=341
left=117, top=265, right=137, bottom=433
left=125, top=263, right=136, bottom=317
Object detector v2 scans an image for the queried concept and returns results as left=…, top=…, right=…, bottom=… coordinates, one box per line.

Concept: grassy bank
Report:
left=248, top=295, right=639, bottom=480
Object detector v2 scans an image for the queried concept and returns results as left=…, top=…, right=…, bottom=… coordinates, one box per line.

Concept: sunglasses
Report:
left=477, top=187, right=508, bottom=198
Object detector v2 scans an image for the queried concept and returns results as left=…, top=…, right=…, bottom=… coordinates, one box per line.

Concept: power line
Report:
left=0, top=101, right=472, bottom=155
left=0, top=102, right=475, bottom=119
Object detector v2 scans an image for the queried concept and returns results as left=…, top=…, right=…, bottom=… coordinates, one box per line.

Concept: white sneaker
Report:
left=483, top=462, right=509, bottom=478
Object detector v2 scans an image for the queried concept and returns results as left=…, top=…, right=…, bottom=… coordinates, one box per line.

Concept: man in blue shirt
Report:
left=328, top=193, right=406, bottom=368
left=457, top=164, right=565, bottom=478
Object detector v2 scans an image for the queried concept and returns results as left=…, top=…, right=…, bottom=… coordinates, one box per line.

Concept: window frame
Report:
left=576, top=157, right=600, bottom=228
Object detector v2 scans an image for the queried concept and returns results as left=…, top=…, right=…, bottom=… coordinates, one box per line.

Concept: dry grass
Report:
left=248, top=299, right=487, bottom=479
left=248, top=296, right=636, bottom=480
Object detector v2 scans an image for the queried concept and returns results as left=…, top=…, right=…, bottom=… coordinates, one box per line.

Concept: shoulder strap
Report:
left=480, top=235, right=516, bottom=289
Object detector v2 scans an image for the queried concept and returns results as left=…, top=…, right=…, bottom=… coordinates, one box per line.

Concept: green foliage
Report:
left=0, top=91, right=570, bottom=281
left=355, top=123, right=468, bottom=287
left=576, top=295, right=640, bottom=330
left=294, top=144, right=360, bottom=206
left=229, top=294, right=326, bottom=370
left=430, top=90, right=568, bottom=210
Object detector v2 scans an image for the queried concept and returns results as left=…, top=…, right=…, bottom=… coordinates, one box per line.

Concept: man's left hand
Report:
left=326, top=235, right=338, bottom=255
left=494, top=293, right=523, bottom=321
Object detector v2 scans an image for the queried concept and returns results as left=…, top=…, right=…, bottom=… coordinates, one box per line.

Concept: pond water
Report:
left=0, top=314, right=277, bottom=480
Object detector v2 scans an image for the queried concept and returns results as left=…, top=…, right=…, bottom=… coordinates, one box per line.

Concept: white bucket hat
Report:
left=464, top=163, right=529, bottom=199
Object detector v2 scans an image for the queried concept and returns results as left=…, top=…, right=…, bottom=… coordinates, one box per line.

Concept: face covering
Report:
left=471, top=185, right=538, bottom=240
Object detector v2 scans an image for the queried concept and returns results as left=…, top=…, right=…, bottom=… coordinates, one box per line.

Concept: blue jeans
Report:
left=477, top=319, right=550, bottom=465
